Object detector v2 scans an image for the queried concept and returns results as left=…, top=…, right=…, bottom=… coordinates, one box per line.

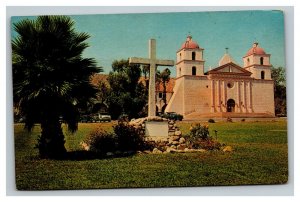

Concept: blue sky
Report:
left=11, top=10, right=285, bottom=77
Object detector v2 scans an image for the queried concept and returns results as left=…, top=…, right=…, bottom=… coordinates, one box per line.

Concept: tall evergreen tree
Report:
left=271, top=66, right=287, bottom=116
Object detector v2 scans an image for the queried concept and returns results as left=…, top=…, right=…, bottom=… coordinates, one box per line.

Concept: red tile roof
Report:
left=155, top=78, right=175, bottom=93
left=90, top=73, right=175, bottom=93
left=178, top=35, right=201, bottom=51
left=245, top=43, right=266, bottom=56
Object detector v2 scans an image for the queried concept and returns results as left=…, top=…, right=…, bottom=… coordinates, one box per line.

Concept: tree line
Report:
left=93, top=60, right=171, bottom=120
left=271, top=66, right=287, bottom=117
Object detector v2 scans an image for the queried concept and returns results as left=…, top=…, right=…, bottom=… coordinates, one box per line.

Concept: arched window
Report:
left=192, top=66, right=196, bottom=75
left=179, top=53, right=181, bottom=61
left=261, top=71, right=265, bottom=79
left=179, top=68, right=181, bottom=77
left=260, top=57, right=264, bottom=65
left=247, top=58, right=250, bottom=66
left=192, top=52, right=196, bottom=60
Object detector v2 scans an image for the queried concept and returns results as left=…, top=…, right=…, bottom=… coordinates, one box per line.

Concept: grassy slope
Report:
left=14, top=120, right=288, bottom=190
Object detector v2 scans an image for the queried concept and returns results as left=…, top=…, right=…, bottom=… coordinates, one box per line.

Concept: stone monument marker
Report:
left=145, top=121, right=169, bottom=137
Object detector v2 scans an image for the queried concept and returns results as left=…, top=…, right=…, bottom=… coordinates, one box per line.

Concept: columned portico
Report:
left=217, top=80, right=221, bottom=112
left=236, top=81, right=241, bottom=112
left=249, top=81, right=253, bottom=112
left=222, top=80, right=227, bottom=112
left=243, top=81, right=248, bottom=113
left=211, top=80, right=215, bottom=112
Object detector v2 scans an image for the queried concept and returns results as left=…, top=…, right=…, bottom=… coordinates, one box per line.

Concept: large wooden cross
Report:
left=129, top=39, right=174, bottom=117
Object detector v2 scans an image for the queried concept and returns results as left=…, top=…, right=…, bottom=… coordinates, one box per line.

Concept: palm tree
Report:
left=12, top=16, right=101, bottom=158
left=141, top=64, right=150, bottom=90
left=158, top=68, right=171, bottom=108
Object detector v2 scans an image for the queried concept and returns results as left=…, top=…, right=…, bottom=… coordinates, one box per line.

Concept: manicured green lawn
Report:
left=14, top=120, right=288, bottom=190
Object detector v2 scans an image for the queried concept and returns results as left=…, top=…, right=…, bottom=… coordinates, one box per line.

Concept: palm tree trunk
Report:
left=37, top=119, right=67, bottom=159
left=162, top=82, right=167, bottom=106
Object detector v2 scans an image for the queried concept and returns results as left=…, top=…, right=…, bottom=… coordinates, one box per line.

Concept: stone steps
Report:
left=184, top=112, right=275, bottom=120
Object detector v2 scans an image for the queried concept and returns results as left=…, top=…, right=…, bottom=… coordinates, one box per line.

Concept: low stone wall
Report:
left=81, top=117, right=232, bottom=156
left=129, top=116, right=192, bottom=153
left=129, top=116, right=180, bottom=136
left=129, top=116, right=203, bottom=154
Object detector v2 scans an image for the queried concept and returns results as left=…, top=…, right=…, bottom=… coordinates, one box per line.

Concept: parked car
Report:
left=80, top=114, right=94, bottom=123
left=98, top=113, right=111, bottom=122
left=80, top=113, right=112, bottom=123
left=159, top=112, right=183, bottom=121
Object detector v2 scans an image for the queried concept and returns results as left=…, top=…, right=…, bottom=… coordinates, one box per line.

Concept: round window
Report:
left=227, top=82, right=234, bottom=88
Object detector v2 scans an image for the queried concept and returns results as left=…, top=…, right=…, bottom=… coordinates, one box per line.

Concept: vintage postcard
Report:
left=12, top=10, right=287, bottom=190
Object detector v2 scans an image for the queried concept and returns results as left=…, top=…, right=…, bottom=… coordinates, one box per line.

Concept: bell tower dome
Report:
left=243, top=42, right=272, bottom=80
left=176, top=35, right=205, bottom=77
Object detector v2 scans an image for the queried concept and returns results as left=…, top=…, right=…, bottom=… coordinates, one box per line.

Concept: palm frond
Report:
left=12, top=15, right=100, bottom=132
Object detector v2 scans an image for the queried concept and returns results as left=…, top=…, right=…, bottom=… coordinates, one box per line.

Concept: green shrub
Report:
left=85, top=129, right=116, bottom=155
left=189, top=123, right=209, bottom=140
left=208, top=119, right=215, bottom=123
left=84, top=121, right=150, bottom=155
left=185, top=123, right=221, bottom=150
left=176, top=114, right=183, bottom=121
left=113, top=120, right=147, bottom=152
left=188, top=138, right=222, bottom=150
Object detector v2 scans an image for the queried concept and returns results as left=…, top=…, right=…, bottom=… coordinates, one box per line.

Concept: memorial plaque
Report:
left=145, top=121, right=169, bottom=137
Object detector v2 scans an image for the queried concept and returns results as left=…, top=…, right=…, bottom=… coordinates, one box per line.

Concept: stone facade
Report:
left=165, top=36, right=275, bottom=118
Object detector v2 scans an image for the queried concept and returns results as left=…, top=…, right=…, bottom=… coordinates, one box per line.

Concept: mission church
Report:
left=160, top=35, right=275, bottom=118
left=91, top=35, right=275, bottom=119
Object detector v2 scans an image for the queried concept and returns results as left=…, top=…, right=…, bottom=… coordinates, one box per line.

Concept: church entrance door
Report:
left=227, top=99, right=235, bottom=112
